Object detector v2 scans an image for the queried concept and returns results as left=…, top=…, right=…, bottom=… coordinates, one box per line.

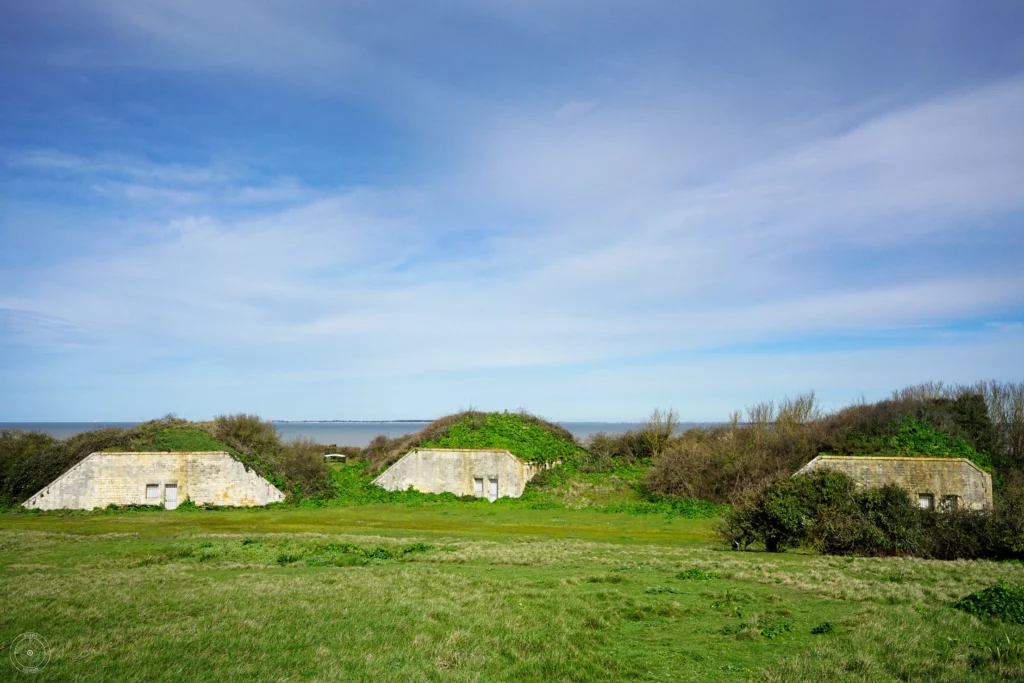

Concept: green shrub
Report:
left=757, top=615, right=793, bottom=639
left=363, top=547, right=395, bottom=561
left=854, top=484, right=923, bottom=556
left=920, top=507, right=995, bottom=560
left=953, top=581, right=1024, bottom=624
left=811, top=622, right=835, bottom=635
left=402, top=542, right=432, bottom=554
left=269, top=438, right=331, bottom=498
left=727, top=470, right=859, bottom=552
left=276, top=552, right=302, bottom=566
left=676, top=567, right=719, bottom=581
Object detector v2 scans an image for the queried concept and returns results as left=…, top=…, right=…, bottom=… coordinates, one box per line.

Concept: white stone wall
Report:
left=23, top=452, right=286, bottom=510
left=373, top=449, right=549, bottom=499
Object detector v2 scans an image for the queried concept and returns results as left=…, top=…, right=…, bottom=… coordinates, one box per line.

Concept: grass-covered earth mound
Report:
left=358, top=410, right=584, bottom=473
left=836, top=416, right=994, bottom=472
left=0, top=416, right=322, bottom=506
left=418, top=411, right=584, bottom=463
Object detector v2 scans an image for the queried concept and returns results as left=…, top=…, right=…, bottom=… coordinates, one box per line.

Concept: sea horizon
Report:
left=0, top=420, right=706, bottom=448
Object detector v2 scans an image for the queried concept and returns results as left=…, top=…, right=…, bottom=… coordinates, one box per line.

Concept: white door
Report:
left=488, top=478, right=498, bottom=502
left=164, top=484, right=178, bottom=510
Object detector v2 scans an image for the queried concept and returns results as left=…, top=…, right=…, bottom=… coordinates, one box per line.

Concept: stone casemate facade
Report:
left=373, top=448, right=555, bottom=500
left=796, top=455, right=992, bottom=510
left=23, top=451, right=286, bottom=510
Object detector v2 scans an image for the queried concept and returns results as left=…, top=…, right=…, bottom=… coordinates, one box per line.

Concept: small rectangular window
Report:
left=474, top=478, right=484, bottom=496
left=146, top=484, right=160, bottom=500
left=918, top=493, right=934, bottom=510
left=941, top=495, right=959, bottom=511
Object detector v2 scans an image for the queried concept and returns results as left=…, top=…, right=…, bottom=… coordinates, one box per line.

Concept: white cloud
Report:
left=3, top=15, right=1023, bottom=419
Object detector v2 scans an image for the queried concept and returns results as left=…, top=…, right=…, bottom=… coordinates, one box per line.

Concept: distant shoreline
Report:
left=269, top=420, right=432, bottom=424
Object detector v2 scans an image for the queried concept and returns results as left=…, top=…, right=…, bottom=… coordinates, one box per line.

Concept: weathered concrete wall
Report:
left=23, top=452, right=286, bottom=510
left=373, top=449, right=554, bottom=499
left=796, top=456, right=992, bottom=509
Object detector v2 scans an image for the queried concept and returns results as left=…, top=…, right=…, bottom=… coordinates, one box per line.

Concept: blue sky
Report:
left=1, top=1, right=1022, bottom=422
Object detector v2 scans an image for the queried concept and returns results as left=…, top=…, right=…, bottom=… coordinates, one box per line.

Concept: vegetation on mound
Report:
left=0, top=415, right=330, bottom=505
left=355, top=409, right=582, bottom=472
left=838, top=416, right=993, bottom=471
left=954, top=581, right=1024, bottom=625
left=418, top=411, right=584, bottom=463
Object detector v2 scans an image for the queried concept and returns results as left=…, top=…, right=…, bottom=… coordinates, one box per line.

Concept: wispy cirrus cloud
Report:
left=0, top=1, right=1021, bottom=420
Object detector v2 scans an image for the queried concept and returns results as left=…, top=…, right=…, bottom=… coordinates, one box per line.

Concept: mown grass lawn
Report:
left=2, top=506, right=1023, bottom=681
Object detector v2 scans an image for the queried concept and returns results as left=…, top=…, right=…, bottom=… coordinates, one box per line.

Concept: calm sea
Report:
left=0, top=421, right=701, bottom=448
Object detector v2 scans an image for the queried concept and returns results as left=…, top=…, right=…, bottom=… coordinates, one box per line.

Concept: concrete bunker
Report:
left=23, top=451, right=286, bottom=510
left=796, top=455, right=993, bottom=510
left=372, top=448, right=556, bottom=500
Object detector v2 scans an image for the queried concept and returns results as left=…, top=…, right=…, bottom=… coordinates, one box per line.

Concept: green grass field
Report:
left=2, top=505, right=1024, bottom=681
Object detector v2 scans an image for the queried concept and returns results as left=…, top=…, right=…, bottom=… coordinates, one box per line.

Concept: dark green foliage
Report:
left=845, top=484, right=922, bottom=556
left=919, top=507, right=995, bottom=560
left=758, top=615, right=793, bottom=639
left=995, top=484, right=1024, bottom=555
left=401, top=542, right=432, bottom=554
left=363, top=546, right=396, bottom=561
left=954, top=581, right=1024, bottom=625
left=721, top=615, right=792, bottom=640
left=727, top=470, right=860, bottom=553
left=723, top=469, right=1024, bottom=560
left=811, top=622, right=835, bottom=635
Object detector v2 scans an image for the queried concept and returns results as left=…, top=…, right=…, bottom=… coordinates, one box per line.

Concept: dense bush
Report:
left=208, top=414, right=282, bottom=456
left=268, top=438, right=330, bottom=498
left=648, top=393, right=827, bottom=504
left=720, top=469, right=1024, bottom=560
left=954, top=581, right=1024, bottom=625
left=648, top=382, right=1024, bottom=505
